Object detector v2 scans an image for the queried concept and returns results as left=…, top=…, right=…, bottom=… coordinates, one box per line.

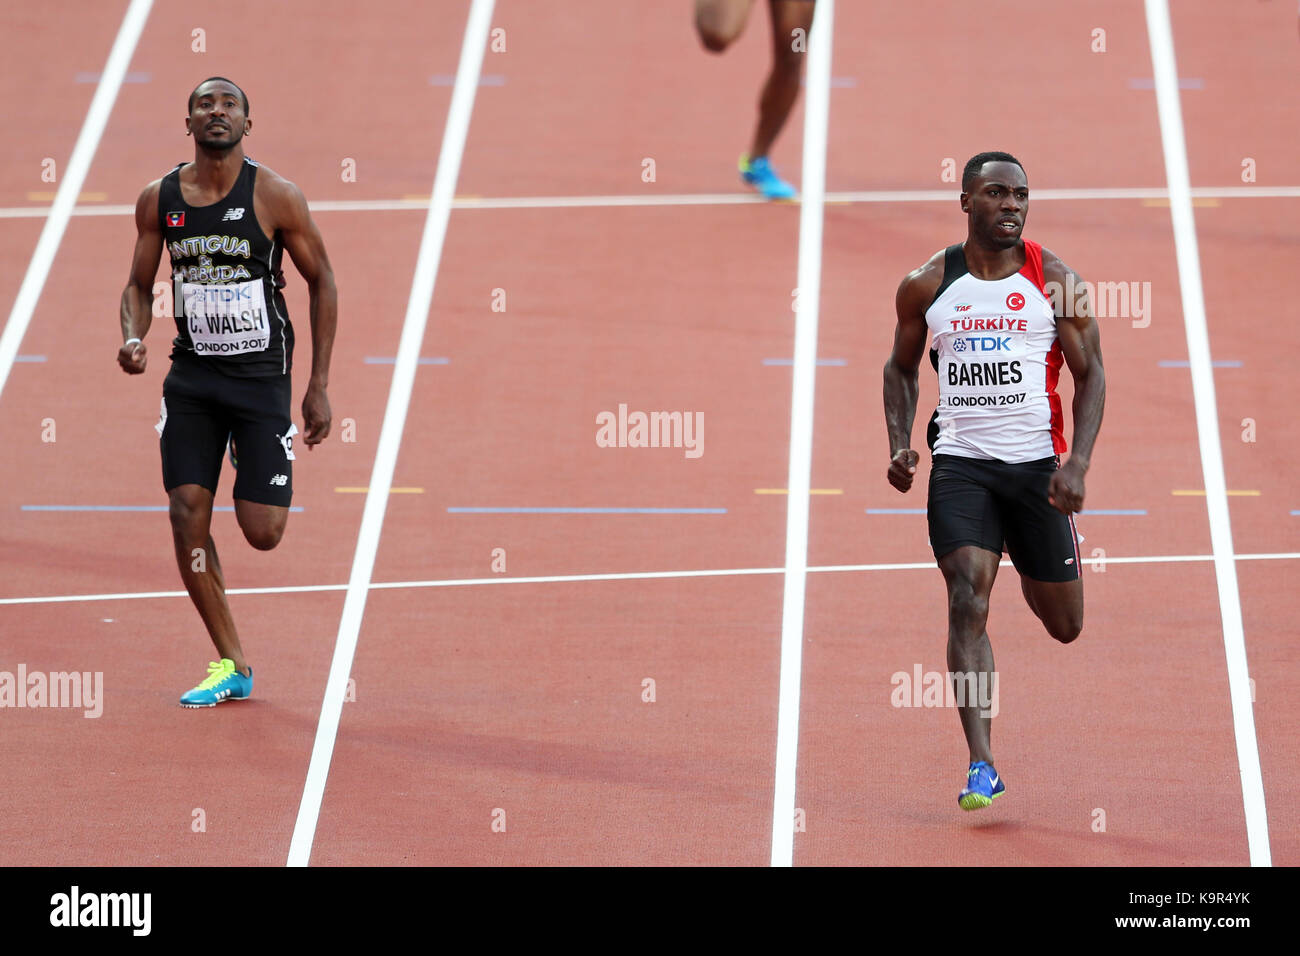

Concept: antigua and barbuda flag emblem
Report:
left=166, top=211, right=185, bottom=227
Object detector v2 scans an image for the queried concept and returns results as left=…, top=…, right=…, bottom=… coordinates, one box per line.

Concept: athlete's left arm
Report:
left=1043, top=250, right=1106, bottom=515
left=264, top=176, right=336, bottom=449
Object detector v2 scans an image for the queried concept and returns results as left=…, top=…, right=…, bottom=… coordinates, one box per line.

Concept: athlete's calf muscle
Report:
left=1022, top=576, right=1083, bottom=644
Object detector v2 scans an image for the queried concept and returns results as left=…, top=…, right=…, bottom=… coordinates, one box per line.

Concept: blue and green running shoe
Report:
left=958, top=761, right=1005, bottom=811
left=179, top=658, right=252, bottom=708
left=739, top=154, right=797, bottom=200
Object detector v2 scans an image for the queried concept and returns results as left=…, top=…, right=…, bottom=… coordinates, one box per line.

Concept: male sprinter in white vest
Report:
left=118, top=77, right=337, bottom=707
left=883, top=151, right=1106, bottom=809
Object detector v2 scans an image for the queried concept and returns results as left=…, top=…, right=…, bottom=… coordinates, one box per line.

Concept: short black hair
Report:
left=188, top=77, right=249, bottom=115
left=962, top=151, right=1025, bottom=192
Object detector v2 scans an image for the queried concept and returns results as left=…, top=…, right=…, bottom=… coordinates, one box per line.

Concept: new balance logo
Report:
left=269, top=474, right=288, bottom=486
left=221, top=207, right=245, bottom=221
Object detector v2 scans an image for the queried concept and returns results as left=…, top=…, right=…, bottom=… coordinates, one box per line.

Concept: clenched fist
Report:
left=888, top=448, right=919, bottom=493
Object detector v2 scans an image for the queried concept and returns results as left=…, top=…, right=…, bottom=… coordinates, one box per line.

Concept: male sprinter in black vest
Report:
left=118, top=77, right=337, bottom=707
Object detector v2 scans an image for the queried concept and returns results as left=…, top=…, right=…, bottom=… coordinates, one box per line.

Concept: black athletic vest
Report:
left=158, top=157, right=293, bottom=377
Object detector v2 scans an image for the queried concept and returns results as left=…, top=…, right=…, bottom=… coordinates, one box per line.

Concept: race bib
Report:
left=180, top=280, right=270, bottom=356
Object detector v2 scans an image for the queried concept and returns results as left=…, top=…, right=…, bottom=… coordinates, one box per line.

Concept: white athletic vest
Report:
left=924, top=239, right=1066, bottom=463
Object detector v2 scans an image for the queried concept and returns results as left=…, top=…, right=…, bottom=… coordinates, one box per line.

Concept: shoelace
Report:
left=195, top=661, right=232, bottom=690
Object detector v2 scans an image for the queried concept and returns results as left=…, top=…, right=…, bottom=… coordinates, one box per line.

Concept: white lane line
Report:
left=1145, top=0, right=1270, bottom=867
left=3, top=185, right=1298, bottom=221
left=3, top=551, right=1298, bottom=607
left=0, top=0, right=154, bottom=404
left=770, top=0, right=834, bottom=870
left=0, top=583, right=347, bottom=606
left=285, top=0, right=497, bottom=868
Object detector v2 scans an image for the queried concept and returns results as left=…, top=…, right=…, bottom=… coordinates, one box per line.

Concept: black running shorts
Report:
left=157, top=353, right=295, bottom=507
left=927, top=453, right=1081, bottom=582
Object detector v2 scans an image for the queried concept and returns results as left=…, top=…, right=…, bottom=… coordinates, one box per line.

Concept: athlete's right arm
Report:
left=118, top=181, right=163, bottom=375
left=883, top=258, right=940, bottom=492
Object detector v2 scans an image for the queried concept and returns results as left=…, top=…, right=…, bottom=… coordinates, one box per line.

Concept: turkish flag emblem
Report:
left=1006, top=292, right=1025, bottom=311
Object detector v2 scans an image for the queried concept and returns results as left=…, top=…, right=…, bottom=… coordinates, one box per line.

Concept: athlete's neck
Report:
left=962, top=236, right=1025, bottom=282
left=186, top=145, right=246, bottom=202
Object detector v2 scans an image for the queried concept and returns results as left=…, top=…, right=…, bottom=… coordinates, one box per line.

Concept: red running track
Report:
left=0, top=0, right=1295, bottom=866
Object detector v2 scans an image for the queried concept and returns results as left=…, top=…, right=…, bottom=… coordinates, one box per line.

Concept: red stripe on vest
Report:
left=1045, top=338, right=1067, bottom=453
left=1024, top=240, right=1067, bottom=454
left=1019, top=238, right=1048, bottom=298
